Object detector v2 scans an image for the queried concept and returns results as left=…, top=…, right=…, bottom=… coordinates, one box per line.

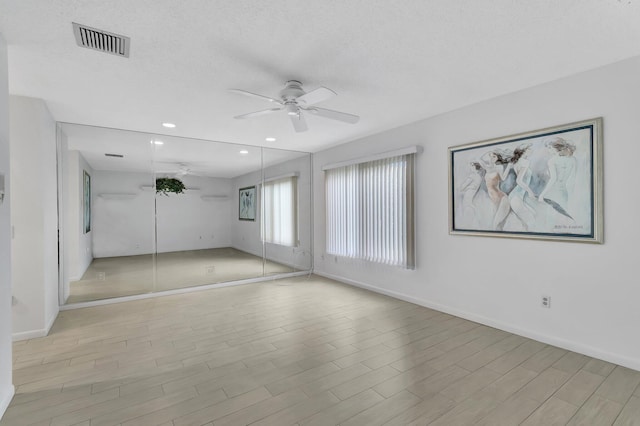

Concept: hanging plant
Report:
left=155, top=177, right=186, bottom=195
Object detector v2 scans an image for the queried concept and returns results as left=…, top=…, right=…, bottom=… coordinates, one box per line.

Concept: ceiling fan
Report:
left=230, top=80, right=359, bottom=132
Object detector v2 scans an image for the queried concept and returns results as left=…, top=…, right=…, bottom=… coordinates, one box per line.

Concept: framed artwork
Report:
left=83, top=170, right=91, bottom=233
left=449, top=117, right=603, bottom=243
left=239, top=186, right=256, bottom=221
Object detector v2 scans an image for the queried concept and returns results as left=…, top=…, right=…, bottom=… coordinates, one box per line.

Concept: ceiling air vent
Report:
left=72, top=22, right=130, bottom=58
left=105, top=153, right=124, bottom=158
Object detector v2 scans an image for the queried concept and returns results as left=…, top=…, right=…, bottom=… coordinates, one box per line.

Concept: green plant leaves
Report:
left=156, top=177, right=186, bottom=195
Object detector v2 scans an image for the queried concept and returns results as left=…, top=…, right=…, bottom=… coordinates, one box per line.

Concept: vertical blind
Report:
left=325, top=154, right=415, bottom=268
left=262, top=176, right=297, bottom=247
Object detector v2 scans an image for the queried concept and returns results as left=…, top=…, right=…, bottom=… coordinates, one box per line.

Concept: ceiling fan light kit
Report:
left=231, top=80, right=360, bottom=132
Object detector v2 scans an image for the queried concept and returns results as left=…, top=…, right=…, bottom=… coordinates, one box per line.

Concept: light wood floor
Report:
left=68, top=248, right=296, bottom=304
left=5, top=275, right=640, bottom=425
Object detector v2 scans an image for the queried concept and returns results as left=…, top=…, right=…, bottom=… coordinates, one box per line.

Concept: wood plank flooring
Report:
left=3, top=275, right=640, bottom=425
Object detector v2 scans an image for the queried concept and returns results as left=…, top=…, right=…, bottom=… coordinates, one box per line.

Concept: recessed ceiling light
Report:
left=265, top=137, right=276, bottom=142
left=150, top=140, right=164, bottom=145
left=162, top=122, right=176, bottom=128
left=239, top=150, right=249, bottom=155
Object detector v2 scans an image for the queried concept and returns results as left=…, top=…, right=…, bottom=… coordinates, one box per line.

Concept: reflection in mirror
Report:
left=60, top=124, right=156, bottom=303
left=58, top=123, right=313, bottom=304
left=152, top=136, right=265, bottom=289
left=261, top=147, right=313, bottom=275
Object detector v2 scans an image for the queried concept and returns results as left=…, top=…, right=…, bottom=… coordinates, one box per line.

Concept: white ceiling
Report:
left=2, top=1, right=640, bottom=153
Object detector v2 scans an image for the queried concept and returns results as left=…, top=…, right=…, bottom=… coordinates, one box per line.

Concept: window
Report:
left=262, top=176, right=297, bottom=247
left=325, top=153, right=415, bottom=268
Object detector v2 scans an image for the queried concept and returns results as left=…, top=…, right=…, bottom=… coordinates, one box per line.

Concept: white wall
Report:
left=0, top=33, right=14, bottom=421
left=92, top=171, right=232, bottom=257
left=231, top=171, right=261, bottom=257
left=65, top=150, right=94, bottom=280
left=156, top=175, right=233, bottom=254
left=231, top=153, right=313, bottom=270
left=314, top=55, right=640, bottom=371
left=9, top=95, right=59, bottom=341
left=92, top=170, right=155, bottom=257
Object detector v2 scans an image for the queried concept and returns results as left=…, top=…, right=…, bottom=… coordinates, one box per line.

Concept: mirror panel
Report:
left=152, top=136, right=265, bottom=289
left=262, top=148, right=313, bottom=275
left=61, top=125, right=156, bottom=303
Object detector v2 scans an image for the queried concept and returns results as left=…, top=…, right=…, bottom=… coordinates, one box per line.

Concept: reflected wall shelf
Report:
left=201, top=195, right=230, bottom=202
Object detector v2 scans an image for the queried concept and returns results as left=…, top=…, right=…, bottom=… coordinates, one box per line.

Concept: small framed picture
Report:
left=239, top=186, right=256, bottom=221
left=449, top=118, right=603, bottom=243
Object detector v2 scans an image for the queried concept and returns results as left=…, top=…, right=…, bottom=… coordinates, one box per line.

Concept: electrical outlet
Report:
left=205, top=266, right=215, bottom=274
left=97, top=272, right=106, bottom=281
left=541, top=295, right=551, bottom=308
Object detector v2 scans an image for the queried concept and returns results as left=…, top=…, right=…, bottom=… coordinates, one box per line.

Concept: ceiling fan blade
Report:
left=290, top=112, right=308, bottom=133
left=229, top=89, right=282, bottom=104
left=305, top=107, right=360, bottom=124
left=295, top=87, right=336, bottom=106
left=234, top=107, right=283, bottom=119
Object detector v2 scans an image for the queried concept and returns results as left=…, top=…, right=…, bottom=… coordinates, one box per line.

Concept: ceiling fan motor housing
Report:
left=280, top=80, right=305, bottom=102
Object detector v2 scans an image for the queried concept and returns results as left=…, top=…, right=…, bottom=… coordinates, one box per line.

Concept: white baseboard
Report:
left=46, top=308, right=58, bottom=334
left=270, top=258, right=310, bottom=272
left=314, top=270, right=640, bottom=372
left=231, top=246, right=309, bottom=271
left=13, top=328, right=47, bottom=341
left=12, top=310, right=58, bottom=342
left=0, top=384, right=15, bottom=420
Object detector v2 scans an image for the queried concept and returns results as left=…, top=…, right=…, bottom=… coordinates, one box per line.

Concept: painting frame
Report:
left=238, top=185, right=256, bottom=221
left=448, top=117, right=603, bottom=243
left=83, top=170, right=91, bottom=234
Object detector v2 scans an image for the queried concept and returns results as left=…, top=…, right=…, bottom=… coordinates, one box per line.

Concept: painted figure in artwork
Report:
left=480, top=150, right=512, bottom=230
left=240, top=190, right=254, bottom=219
left=508, top=143, right=537, bottom=231
left=538, top=137, right=577, bottom=218
left=458, top=161, right=484, bottom=227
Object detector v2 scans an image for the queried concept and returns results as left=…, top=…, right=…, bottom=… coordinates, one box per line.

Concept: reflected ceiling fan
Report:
left=154, top=162, right=205, bottom=177
left=230, top=80, right=359, bottom=132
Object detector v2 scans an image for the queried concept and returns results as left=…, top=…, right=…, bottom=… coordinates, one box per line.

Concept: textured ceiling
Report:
left=2, top=0, right=640, bottom=152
